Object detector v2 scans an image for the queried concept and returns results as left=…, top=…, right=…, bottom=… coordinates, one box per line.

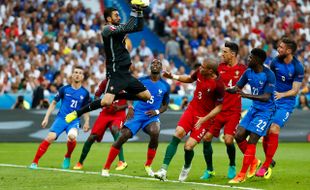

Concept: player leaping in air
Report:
left=65, top=1, right=152, bottom=123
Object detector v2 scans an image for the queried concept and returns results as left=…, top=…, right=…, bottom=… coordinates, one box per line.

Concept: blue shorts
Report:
left=124, top=113, right=160, bottom=137
left=49, top=117, right=80, bottom=139
left=273, top=105, right=293, bottom=128
left=239, top=107, right=274, bottom=136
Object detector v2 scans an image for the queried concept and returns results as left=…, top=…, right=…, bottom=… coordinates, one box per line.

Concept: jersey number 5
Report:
left=147, top=96, right=154, bottom=104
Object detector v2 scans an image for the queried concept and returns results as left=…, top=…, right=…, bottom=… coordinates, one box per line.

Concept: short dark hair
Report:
left=73, top=66, right=84, bottom=73
left=225, top=41, right=239, bottom=55
left=104, top=7, right=118, bottom=22
left=251, top=48, right=267, bottom=64
left=281, top=37, right=297, bottom=54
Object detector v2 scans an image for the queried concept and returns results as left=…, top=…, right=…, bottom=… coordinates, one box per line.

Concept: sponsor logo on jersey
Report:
left=109, top=25, right=116, bottom=31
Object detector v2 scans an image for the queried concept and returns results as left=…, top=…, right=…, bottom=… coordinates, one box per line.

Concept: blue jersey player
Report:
left=30, top=66, right=91, bottom=169
left=256, top=38, right=304, bottom=179
left=226, top=48, right=276, bottom=184
left=101, top=59, right=170, bottom=177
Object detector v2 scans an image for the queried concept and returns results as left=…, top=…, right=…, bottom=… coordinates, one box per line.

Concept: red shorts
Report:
left=208, top=111, right=240, bottom=137
left=178, top=108, right=213, bottom=143
left=91, top=110, right=126, bottom=142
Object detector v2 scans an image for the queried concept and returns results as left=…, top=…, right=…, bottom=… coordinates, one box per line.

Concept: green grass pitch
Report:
left=0, top=142, right=309, bottom=190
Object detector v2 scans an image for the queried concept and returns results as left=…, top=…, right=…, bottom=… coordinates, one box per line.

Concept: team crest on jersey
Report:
left=235, top=70, right=240, bottom=76
left=207, top=88, right=211, bottom=93
left=110, top=86, right=114, bottom=91
left=109, top=25, right=116, bottom=31
left=80, top=95, right=84, bottom=100
left=158, top=89, right=162, bottom=94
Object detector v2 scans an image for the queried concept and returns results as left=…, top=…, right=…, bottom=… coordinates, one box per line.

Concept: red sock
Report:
left=237, top=140, right=248, bottom=154
left=33, top=140, right=50, bottom=164
left=145, top=148, right=157, bottom=166
left=65, top=140, right=77, bottom=158
left=104, top=146, right=120, bottom=170
left=263, top=133, right=278, bottom=168
left=240, top=144, right=256, bottom=173
left=262, top=135, right=269, bottom=155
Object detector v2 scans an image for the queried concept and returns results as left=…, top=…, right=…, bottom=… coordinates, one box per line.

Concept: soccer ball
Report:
left=141, top=0, right=150, bottom=7
left=132, top=0, right=150, bottom=7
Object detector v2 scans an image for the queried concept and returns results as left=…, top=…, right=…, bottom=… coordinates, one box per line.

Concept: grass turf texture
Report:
left=0, top=142, right=309, bottom=190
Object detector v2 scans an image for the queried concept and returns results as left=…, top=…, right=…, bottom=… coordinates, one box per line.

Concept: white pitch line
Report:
left=0, top=163, right=263, bottom=190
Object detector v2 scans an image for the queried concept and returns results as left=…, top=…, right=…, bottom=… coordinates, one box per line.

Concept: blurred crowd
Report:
left=146, top=0, right=310, bottom=108
left=0, top=0, right=309, bottom=110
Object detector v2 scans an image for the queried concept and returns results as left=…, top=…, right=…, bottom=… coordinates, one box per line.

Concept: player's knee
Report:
left=234, top=134, right=243, bottom=143
left=224, top=135, right=234, bottom=145
left=88, top=134, right=97, bottom=142
left=68, top=129, right=78, bottom=141
left=46, top=132, right=56, bottom=143
left=101, top=98, right=113, bottom=107
left=203, top=132, right=213, bottom=142
left=269, top=124, right=280, bottom=134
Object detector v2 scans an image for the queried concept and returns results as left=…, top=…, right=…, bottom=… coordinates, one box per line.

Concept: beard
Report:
left=277, top=53, right=288, bottom=61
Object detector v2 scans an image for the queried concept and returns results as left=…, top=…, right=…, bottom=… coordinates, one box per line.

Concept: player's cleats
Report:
left=256, top=167, right=272, bottom=179
left=65, top=111, right=77, bottom=123
left=101, top=169, right=110, bottom=177
left=62, top=157, right=70, bottom=169
left=115, top=161, right=128, bottom=171
left=228, top=172, right=246, bottom=184
left=144, top=165, right=154, bottom=177
left=200, top=170, right=215, bottom=180
left=227, top=166, right=236, bottom=179
left=29, top=163, right=38, bottom=169
left=247, top=158, right=261, bottom=178
left=154, top=168, right=167, bottom=181
left=178, top=165, right=191, bottom=182
left=73, top=162, right=83, bottom=170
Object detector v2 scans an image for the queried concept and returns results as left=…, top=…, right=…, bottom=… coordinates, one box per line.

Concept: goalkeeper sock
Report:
left=77, top=99, right=102, bottom=117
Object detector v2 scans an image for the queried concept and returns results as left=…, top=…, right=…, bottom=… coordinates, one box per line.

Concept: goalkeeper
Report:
left=66, top=1, right=151, bottom=123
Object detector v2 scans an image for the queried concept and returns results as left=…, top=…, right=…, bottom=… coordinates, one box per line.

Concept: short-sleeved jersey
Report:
left=188, top=69, right=225, bottom=114
left=218, top=63, right=247, bottom=112
left=237, top=67, right=276, bottom=111
left=95, top=79, right=127, bottom=114
left=54, top=85, right=91, bottom=118
left=270, top=57, right=304, bottom=108
left=134, top=76, right=170, bottom=113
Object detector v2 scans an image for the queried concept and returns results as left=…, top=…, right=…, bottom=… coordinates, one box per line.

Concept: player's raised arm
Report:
left=101, top=7, right=144, bottom=38
left=162, top=70, right=195, bottom=83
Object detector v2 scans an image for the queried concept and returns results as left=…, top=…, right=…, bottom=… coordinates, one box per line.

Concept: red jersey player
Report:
left=154, top=58, right=225, bottom=182
left=73, top=79, right=128, bottom=171
left=201, top=42, right=247, bottom=180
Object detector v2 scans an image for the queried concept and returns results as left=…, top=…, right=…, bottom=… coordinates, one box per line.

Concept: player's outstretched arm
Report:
left=162, top=70, right=194, bottom=83
left=41, top=100, right=57, bottom=128
left=102, top=8, right=144, bottom=38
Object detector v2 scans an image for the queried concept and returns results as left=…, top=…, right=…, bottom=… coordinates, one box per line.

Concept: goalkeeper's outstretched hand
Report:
left=131, top=0, right=149, bottom=11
